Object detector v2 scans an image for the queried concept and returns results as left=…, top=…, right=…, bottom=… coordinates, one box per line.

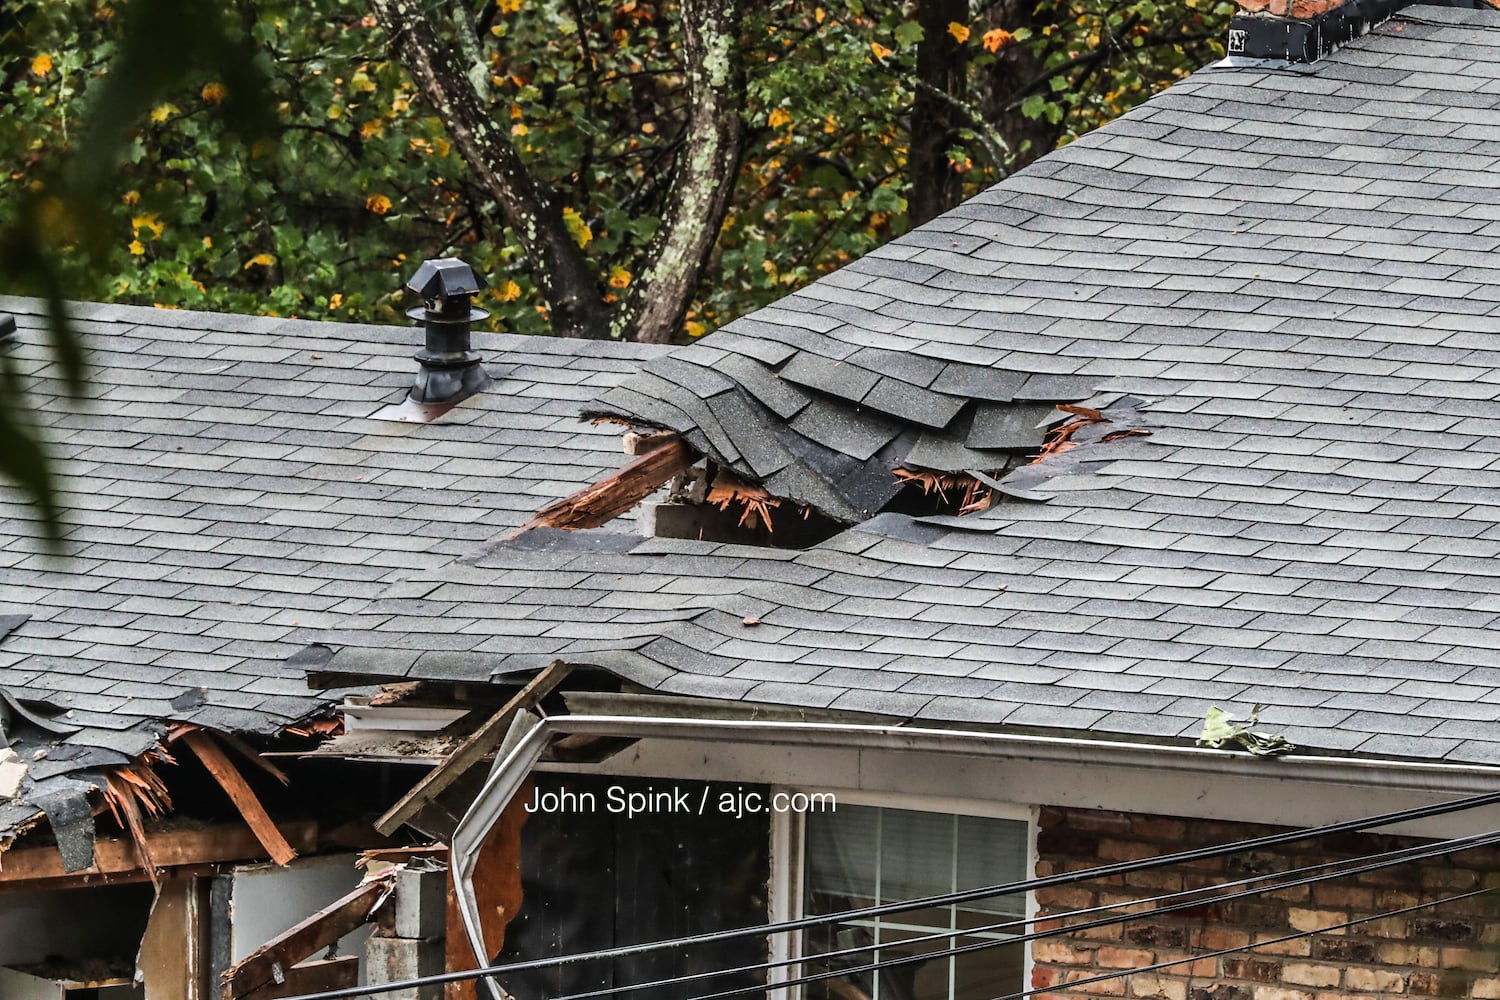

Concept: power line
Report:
left=445, top=786, right=1500, bottom=985
left=988, top=886, right=1494, bottom=1000
left=651, top=828, right=1500, bottom=1000
left=275, top=790, right=1500, bottom=1000
left=278, top=879, right=1496, bottom=1000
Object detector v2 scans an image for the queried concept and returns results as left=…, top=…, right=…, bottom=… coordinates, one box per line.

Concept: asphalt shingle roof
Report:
left=0, top=296, right=666, bottom=839
left=316, top=5, right=1500, bottom=767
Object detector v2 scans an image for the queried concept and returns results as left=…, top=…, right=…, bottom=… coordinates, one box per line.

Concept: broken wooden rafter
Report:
left=182, top=730, right=298, bottom=866
left=517, top=437, right=690, bottom=533
left=0, top=821, right=317, bottom=888
left=242, top=956, right=358, bottom=1000
left=374, top=660, right=571, bottom=837
left=219, top=873, right=395, bottom=1000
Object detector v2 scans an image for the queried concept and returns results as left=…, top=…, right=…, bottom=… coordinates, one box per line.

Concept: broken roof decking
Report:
left=321, top=5, right=1500, bottom=765
left=0, top=296, right=666, bottom=838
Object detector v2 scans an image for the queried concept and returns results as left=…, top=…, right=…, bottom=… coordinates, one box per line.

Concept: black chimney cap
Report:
left=406, top=258, right=486, bottom=301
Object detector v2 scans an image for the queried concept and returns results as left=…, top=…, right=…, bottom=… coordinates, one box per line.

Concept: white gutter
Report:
left=451, top=713, right=1500, bottom=998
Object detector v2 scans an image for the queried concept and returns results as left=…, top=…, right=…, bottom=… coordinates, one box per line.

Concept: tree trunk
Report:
left=909, top=0, right=969, bottom=226
left=978, top=0, right=1068, bottom=171
left=614, top=0, right=746, bottom=344
left=372, top=0, right=610, bottom=339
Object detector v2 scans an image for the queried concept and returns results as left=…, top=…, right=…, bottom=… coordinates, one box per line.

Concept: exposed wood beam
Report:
left=374, top=661, right=571, bottom=837
left=241, top=956, right=358, bottom=1000
left=0, top=821, right=317, bottom=888
left=518, top=436, right=690, bottom=533
left=220, top=876, right=394, bottom=1000
left=182, top=730, right=298, bottom=866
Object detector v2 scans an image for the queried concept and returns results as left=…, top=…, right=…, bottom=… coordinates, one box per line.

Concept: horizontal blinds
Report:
left=806, top=804, right=1028, bottom=917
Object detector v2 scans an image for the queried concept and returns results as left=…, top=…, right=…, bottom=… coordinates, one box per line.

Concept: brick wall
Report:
left=1032, top=806, right=1500, bottom=1000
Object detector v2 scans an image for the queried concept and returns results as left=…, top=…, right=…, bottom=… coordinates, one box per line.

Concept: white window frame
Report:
left=768, top=788, right=1038, bottom=1000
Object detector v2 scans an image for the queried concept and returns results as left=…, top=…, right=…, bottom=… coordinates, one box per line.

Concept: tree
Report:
left=1, top=0, right=1234, bottom=534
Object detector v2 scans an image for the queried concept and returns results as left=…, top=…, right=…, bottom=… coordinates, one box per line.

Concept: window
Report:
left=800, top=803, right=1029, bottom=1000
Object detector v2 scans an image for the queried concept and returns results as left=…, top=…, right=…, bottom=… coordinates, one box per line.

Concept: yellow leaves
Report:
left=327, top=103, right=344, bottom=120
left=149, top=103, right=179, bottom=123
left=200, top=81, right=226, bottom=104
left=360, top=119, right=385, bottom=138
left=497, top=279, right=522, bottom=302
left=365, top=193, right=392, bottom=215
left=870, top=42, right=892, bottom=59
left=31, top=54, right=52, bottom=77
left=510, top=104, right=524, bottom=120
left=434, top=137, right=451, bottom=156
left=498, top=0, right=522, bottom=11
left=128, top=240, right=145, bottom=256
left=608, top=267, right=631, bottom=289
left=768, top=107, right=792, bottom=129
left=983, top=27, right=1015, bottom=50
left=243, top=253, right=275, bottom=269
left=511, top=123, right=528, bottom=136
left=814, top=6, right=825, bottom=22
left=122, top=190, right=140, bottom=206
left=686, top=321, right=706, bottom=337
left=948, top=22, right=970, bottom=43
left=328, top=293, right=344, bottom=310
left=202, top=236, right=212, bottom=249
left=562, top=207, right=591, bottom=247
left=131, top=213, right=164, bottom=239
left=391, top=97, right=410, bottom=113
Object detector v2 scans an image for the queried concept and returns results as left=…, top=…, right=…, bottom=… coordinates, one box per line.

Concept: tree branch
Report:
left=612, top=0, right=745, bottom=343
left=371, top=0, right=609, bottom=338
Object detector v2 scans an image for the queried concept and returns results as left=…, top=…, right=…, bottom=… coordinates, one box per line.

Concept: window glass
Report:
left=802, top=804, right=1027, bottom=1000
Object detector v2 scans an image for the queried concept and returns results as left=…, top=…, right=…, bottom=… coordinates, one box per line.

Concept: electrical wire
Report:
left=437, top=785, right=1500, bottom=986
left=987, top=886, right=1494, bottom=1000
left=274, top=792, right=1500, bottom=1000
left=628, top=828, right=1500, bottom=1000
left=277, top=880, right=1496, bottom=1000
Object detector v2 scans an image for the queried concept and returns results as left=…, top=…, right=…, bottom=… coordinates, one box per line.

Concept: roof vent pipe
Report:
left=404, top=257, right=493, bottom=406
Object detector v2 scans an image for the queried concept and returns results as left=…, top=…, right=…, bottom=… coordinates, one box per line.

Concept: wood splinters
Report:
left=182, top=730, right=298, bottom=866
left=518, top=437, right=689, bottom=534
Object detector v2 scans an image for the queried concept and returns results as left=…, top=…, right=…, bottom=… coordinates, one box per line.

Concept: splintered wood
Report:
left=893, top=468, right=992, bottom=514
left=219, top=874, right=394, bottom=1000
left=1031, top=402, right=1148, bottom=464
left=182, top=730, right=298, bottom=866
left=706, top=472, right=791, bottom=531
left=520, top=436, right=689, bottom=532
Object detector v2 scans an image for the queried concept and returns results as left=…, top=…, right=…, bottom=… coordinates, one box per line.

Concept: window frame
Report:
left=768, top=789, right=1038, bottom=1000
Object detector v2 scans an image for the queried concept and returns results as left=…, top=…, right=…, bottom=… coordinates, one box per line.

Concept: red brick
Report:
left=1346, top=968, right=1406, bottom=993
left=1130, top=974, right=1187, bottom=1000
left=1132, top=817, right=1187, bottom=841
left=1034, top=967, right=1062, bottom=989
left=1252, top=988, right=1311, bottom=1000
left=1311, top=885, right=1374, bottom=910
left=1472, top=978, right=1500, bottom=999
left=1376, top=942, right=1439, bottom=968
left=1099, top=839, right=1160, bottom=862
left=1062, top=971, right=1128, bottom=996
left=1036, top=886, right=1097, bottom=910
left=1035, top=941, right=1094, bottom=965
left=1281, top=963, right=1340, bottom=988
left=1288, top=908, right=1347, bottom=934
left=1200, top=928, right=1251, bottom=951
left=1441, top=946, right=1500, bottom=973
left=1097, top=947, right=1156, bottom=969
left=1222, top=960, right=1282, bottom=984
left=1251, top=932, right=1311, bottom=958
